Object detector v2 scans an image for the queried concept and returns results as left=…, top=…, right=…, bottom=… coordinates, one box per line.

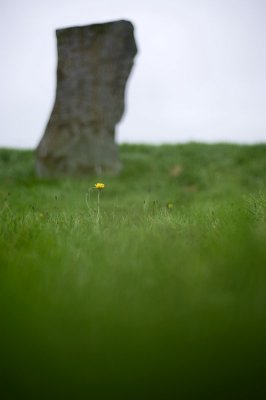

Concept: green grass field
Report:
left=1, top=143, right=266, bottom=399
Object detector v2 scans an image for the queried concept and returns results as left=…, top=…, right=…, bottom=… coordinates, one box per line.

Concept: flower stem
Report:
left=97, top=190, right=100, bottom=222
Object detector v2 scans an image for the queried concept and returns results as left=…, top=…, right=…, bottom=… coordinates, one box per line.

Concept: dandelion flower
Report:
left=86, top=183, right=105, bottom=222
left=95, top=183, right=105, bottom=190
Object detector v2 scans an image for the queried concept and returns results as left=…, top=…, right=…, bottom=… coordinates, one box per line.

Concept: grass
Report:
left=1, top=143, right=266, bottom=399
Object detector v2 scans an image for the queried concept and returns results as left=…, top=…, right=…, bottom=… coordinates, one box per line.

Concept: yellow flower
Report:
left=167, top=202, right=173, bottom=209
left=95, top=182, right=105, bottom=190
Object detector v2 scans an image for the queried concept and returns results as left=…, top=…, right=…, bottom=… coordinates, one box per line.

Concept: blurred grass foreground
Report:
left=1, top=143, right=266, bottom=399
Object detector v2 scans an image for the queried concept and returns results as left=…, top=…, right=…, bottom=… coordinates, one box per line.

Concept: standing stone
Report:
left=36, top=20, right=137, bottom=177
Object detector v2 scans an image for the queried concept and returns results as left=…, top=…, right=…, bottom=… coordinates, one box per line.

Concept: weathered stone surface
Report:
left=36, top=20, right=137, bottom=177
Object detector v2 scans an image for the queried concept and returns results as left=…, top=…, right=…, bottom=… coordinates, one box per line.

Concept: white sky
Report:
left=0, top=0, right=266, bottom=148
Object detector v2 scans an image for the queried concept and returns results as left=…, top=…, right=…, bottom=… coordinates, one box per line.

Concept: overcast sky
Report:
left=0, top=0, right=266, bottom=148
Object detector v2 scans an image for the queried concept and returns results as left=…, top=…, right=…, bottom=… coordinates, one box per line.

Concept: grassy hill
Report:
left=1, top=143, right=266, bottom=399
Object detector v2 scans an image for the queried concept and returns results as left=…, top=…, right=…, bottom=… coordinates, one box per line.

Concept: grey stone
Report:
left=36, top=20, right=137, bottom=177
